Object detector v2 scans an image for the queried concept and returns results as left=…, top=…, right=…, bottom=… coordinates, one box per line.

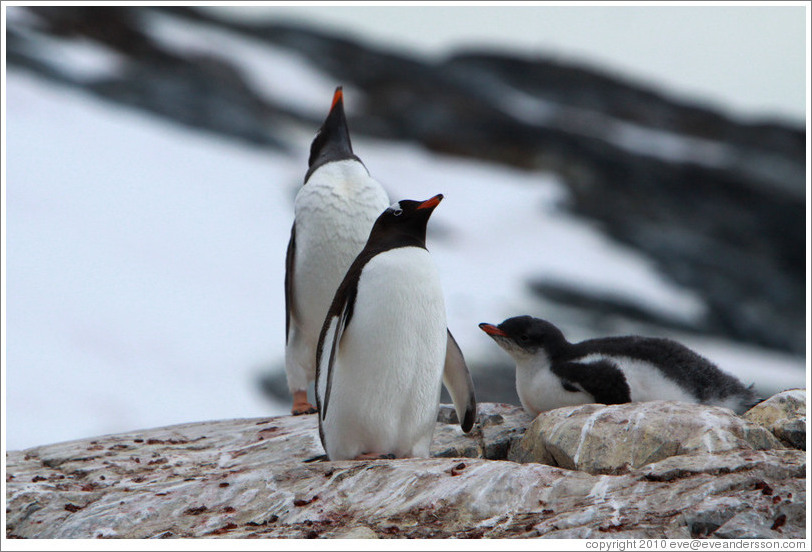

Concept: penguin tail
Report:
left=745, top=395, right=766, bottom=411
left=737, top=384, right=765, bottom=413
left=303, top=454, right=329, bottom=463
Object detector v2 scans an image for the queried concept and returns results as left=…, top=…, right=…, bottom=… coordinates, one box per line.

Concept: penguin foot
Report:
left=291, top=391, right=317, bottom=416
left=354, top=453, right=396, bottom=461
left=291, top=404, right=318, bottom=416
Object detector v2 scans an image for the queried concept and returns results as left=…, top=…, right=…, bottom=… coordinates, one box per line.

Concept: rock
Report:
left=508, top=401, right=785, bottom=474
left=433, top=403, right=535, bottom=459
left=744, top=389, right=806, bottom=449
left=5, top=401, right=805, bottom=539
left=329, top=525, right=379, bottom=539
left=713, top=511, right=782, bottom=539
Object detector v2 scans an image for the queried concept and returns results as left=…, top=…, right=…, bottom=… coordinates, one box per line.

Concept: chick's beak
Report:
left=479, top=323, right=508, bottom=337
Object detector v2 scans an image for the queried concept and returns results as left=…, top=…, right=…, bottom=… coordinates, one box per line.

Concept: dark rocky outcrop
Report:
left=5, top=5, right=805, bottom=358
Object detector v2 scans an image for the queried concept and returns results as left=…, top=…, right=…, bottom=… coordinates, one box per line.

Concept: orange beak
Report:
left=330, top=86, right=344, bottom=110
left=417, top=194, right=444, bottom=210
left=479, top=323, right=508, bottom=337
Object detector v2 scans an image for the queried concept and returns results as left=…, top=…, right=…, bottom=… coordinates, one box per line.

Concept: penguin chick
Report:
left=316, top=195, right=477, bottom=461
left=284, top=87, right=390, bottom=415
left=479, top=316, right=760, bottom=416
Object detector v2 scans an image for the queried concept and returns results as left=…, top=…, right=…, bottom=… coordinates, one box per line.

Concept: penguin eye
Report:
left=519, top=334, right=529, bottom=343
left=393, top=208, right=403, bottom=216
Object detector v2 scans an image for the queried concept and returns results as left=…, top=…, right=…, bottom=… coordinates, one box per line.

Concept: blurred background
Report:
left=3, top=5, right=808, bottom=451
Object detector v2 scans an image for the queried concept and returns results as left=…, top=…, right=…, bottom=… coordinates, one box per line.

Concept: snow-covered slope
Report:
left=4, top=67, right=805, bottom=451
left=5, top=71, right=297, bottom=450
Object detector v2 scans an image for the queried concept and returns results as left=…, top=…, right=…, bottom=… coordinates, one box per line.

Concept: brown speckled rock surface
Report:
left=5, top=401, right=806, bottom=539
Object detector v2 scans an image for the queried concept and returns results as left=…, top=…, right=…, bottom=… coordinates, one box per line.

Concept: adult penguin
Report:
left=316, top=195, right=477, bottom=460
left=285, top=87, right=389, bottom=415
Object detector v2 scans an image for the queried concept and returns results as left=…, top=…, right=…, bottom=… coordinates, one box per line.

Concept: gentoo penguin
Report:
left=479, top=316, right=760, bottom=416
left=316, top=195, right=477, bottom=461
left=284, top=87, right=390, bottom=415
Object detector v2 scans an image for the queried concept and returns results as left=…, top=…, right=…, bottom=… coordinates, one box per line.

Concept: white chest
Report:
left=322, top=247, right=447, bottom=459
left=347, top=247, right=447, bottom=369
left=292, top=161, right=389, bottom=329
left=296, top=160, right=388, bottom=220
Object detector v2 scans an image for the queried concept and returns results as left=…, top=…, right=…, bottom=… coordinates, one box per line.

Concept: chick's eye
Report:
left=519, top=334, right=529, bottom=343
left=393, top=209, right=403, bottom=216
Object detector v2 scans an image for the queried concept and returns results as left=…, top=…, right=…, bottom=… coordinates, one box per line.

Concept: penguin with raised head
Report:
left=316, top=195, right=477, bottom=461
left=285, top=87, right=390, bottom=415
left=479, top=316, right=760, bottom=415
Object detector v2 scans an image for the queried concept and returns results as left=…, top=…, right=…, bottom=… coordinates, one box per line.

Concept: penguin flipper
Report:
left=560, top=379, right=580, bottom=393
left=315, top=268, right=361, bottom=424
left=316, top=254, right=362, bottom=439
left=442, top=329, right=477, bottom=433
left=553, top=360, right=632, bottom=405
left=315, top=308, right=346, bottom=423
left=284, top=222, right=296, bottom=343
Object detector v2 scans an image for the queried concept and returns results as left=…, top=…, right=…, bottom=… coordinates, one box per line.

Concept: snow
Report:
left=141, top=10, right=351, bottom=116
left=5, top=71, right=297, bottom=450
left=3, top=67, right=806, bottom=451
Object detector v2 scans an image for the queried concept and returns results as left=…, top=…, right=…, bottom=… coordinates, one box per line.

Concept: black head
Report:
left=306, top=87, right=360, bottom=179
left=478, top=316, right=569, bottom=361
left=366, top=194, right=443, bottom=251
